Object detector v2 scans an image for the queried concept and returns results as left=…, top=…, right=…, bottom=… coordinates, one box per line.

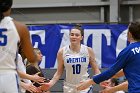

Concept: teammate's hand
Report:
left=32, top=73, right=45, bottom=83
left=100, top=79, right=110, bottom=88
left=99, top=86, right=114, bottom=93
left=40, top=82, right=51, bottom=91
left=76, top=79, right=95, bottom=91
left=22, top=83, right=41, bottom=93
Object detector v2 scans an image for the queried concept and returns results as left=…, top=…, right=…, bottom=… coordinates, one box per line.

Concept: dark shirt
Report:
left=26, top=65, right=45, bottom=93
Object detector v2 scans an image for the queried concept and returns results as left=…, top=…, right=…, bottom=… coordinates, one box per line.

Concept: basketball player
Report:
left=41, top=25, right=100, bottom=93
left=0, top=0, right=36, bottom=93
left=76, top=21, right=140, bottom=93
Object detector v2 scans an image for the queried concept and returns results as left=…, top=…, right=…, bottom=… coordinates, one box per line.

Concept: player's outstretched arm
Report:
left=88, top=47, right=101, bottom=75
left=40, top=48, right=64, bottom=91
left=17, top=70, right=45, bottom=83
left=99, top=81, right=128, bottom=93
left=112, top=69, right=124, bottom=78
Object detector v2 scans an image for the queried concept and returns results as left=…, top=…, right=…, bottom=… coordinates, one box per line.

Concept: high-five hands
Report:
left=32, top=72, right=46, bottom=83
left=21, top=82, right=41, bottom=93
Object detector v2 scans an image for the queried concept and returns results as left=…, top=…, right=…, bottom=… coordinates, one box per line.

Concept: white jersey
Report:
left=0, top=16, right=20, bottom=70
left=63, top=44, right=90, bottom=85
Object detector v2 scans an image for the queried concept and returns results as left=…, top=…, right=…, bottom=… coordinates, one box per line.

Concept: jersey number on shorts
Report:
left=72, top=64, right=81, bottom=74
left=0, top=28, right=7, bottom=46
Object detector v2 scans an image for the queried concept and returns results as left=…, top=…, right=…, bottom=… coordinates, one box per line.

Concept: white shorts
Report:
left=63, top=82, right=93, bottom=93
left=0, top=71, right=20, bottom=93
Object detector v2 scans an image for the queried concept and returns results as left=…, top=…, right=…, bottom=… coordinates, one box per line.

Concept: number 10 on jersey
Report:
left=72, top=64, right=81, bottom=74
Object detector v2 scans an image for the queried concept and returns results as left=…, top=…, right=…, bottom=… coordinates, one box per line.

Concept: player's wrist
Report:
left=110, top=86, right=118, bottom=92
left=88, top=79, right=95, bottom=85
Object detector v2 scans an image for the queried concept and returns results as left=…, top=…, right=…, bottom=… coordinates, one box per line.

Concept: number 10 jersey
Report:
left=63, top=44, right=90, bottom=85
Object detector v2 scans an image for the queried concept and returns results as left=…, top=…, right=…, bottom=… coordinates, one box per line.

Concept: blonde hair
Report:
left=26, top=48, right=41, bottom=66
left=33, top=48, right=41, bottom=54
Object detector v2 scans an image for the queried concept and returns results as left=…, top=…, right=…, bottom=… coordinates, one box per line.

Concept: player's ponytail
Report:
left=0, top=0, right=13, bottom=22
left=0, top=10, right=3, bottom=22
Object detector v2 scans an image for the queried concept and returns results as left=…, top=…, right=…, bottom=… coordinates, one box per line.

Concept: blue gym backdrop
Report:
left=28, top=24, right=128, bottom=68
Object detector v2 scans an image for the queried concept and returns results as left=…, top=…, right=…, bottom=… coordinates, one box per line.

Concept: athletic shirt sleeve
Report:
left=93, top=47, right=131, bottom=84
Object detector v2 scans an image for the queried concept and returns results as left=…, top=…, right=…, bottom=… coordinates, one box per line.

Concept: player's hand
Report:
left=40, top=82, right=51, bottom=91
left=100, top=79, right=110, bottom=88
left=22, top=83, right=41, bottom=93
left=99, top=86, right=114, bottom=93
left=76, top=79, right=95, bottom=91
left=32, top=73, right=45, bottom=83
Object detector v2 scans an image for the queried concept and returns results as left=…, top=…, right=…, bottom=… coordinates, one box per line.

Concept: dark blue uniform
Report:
left=93, top=42, right=140, bottom=93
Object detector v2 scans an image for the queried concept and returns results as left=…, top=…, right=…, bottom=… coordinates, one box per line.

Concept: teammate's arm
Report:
left=112, top=69, right=124, bottom=78
left=49, top=48, right=64, bottom=86
left=17, top=70, right=45, bottom=83
left=41, top=48, right=64, bottom=91
left=14, top=20, right=36, bottom=62
left=88, top=47, right=101, bottom=75
left=100, top=69, right=125, bottom=88
left=100, top=81, right=128, bottom=93
left=77, top=48, right=129, bottom=91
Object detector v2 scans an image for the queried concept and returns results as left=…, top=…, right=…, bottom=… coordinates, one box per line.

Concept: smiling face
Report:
left=69, top=28, right=83, bottom=45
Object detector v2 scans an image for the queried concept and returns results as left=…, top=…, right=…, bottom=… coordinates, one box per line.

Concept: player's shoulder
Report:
left=13, top=20, right=27, bottom=28
left=60, top=45, right=68, bottom=51
left=81, top=44, right=89, bottom=49
left=86, top=46, right=92, bottom=51
left=57, top=47, right=64, bottom=55
left=85, top=46, right=94, bottom=55
left=13, top=20, right=29, bottom=39
left=58, top=46, right=68, bottom=55
left=13, top=20, right=28, bottom=33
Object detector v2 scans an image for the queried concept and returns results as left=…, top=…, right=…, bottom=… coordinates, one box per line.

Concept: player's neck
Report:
left=130, top=39, right=138, bottom=44
left=34, top=63, right=40, bottom=70
left=3, top=9, right=11, bottom=16
left=70, top=44, right=81, bottom=53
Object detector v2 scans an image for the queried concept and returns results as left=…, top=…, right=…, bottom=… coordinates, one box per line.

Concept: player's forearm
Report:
left=112, top=69, right=124, bottom=78
left=18, top=70, right=33, bottom=80
left=111, top=81, right=128, bottom=92
left=91, top=65, right=101, bottom=75
left=50, top=72, right=62, bottom=86
left=94, top=69, right=101, bottom=75
left=18, top=70, right=26, bottom=79
left=93, top=68, right=118, bottom=84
